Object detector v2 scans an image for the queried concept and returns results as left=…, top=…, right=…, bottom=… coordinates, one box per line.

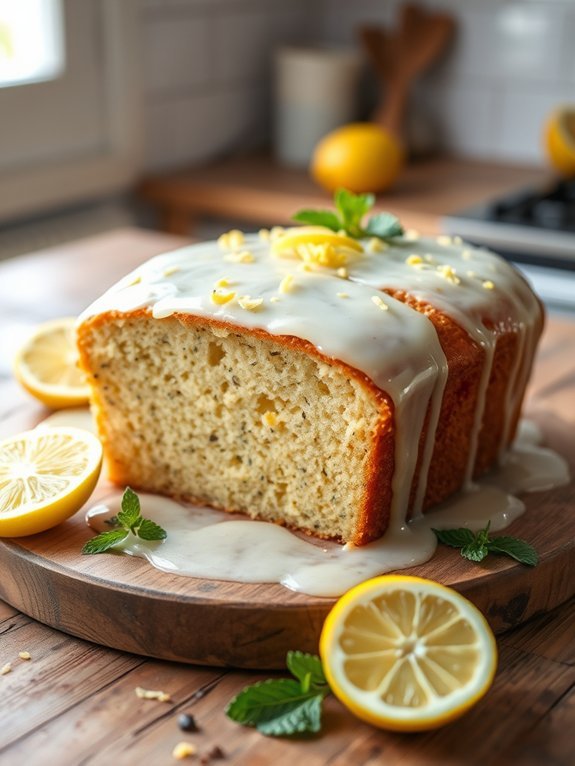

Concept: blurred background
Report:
left=1, top=0, right=574, bottom=310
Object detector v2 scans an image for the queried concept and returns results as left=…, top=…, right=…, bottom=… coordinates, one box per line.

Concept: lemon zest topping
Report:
left=258, top=228, right=271, bottom=242
left=223, top=250, right=254, bottom=264
left=436, top=235, right=453, bottom=246
left=238, top=295, right=264, bottom=311
left=211, top=289, right=236, bottom=305
left=437, top=264, right=461, bottom=284
left=371, top=295, right=389, bottom=311
left=269, top=296, right=281, bottom=303
left=483, top=280, right=495, bottom=290
left=270, top=226, right=286, bottom=241
left=336, top=266, right=349, bottom=279
left=163, top=266, right=180, bottom=277
left=215, top=277, right=231, bottom=288
left=406, top=254, right=423, bottom=266
left=366, top=237, right=387, bottom=253
left=337, top=292, right=349, bottom=299
left=404, top=229, right=420, bottom=241
left=279, top=275, right=294, bottom=294
left=218, top=229, right=245, bottom=250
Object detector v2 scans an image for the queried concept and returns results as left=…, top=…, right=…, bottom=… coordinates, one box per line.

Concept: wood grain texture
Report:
left=0, top=230, right=574, bottom=765
left=137, top=154, right=547, bottom=235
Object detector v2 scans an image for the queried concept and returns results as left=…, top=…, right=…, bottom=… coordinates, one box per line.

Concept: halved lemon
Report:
left=14, top=318, right=90, bottom=409
left=320, top=575, right=497, bottom=732
left=0, top=427, right=102, bottom=537
left=544, top=106, right=575, bottom=176
left=271, top=226, right=363, bottom=257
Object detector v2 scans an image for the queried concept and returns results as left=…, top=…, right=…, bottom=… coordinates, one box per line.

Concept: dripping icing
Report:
left=85, top=419, right=570, bottom=598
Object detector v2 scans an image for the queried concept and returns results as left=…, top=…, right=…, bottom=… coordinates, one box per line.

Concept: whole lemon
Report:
left=544, top=107, right=575, bottom=177
left=311, top=123, right=404, bottom=194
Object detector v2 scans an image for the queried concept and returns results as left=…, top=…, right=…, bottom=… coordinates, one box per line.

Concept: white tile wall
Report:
left=139, top=0, right=575, bottom=169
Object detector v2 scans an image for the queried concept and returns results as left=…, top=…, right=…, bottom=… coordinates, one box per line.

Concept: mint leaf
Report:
left=432, top=528, right=476, bottom=548
left=137, top=518, right=168, bottom=541
left=82, top=488, right=167, bottom=554
left=292, top=210, right=341, bottom=232
left=461, top=543, right=489, bottom=562
left=476, top=521, right=491, bottom=548
left=335, top=188, right=375, bottom=238
left=365, top=212, right=404, bottom=239
left=487, top=537, right=538, bottom=566
left=82, top=529, right=128, bottom=555
left=117, top=487, right=140, bottom=528
left=286, top=651, right=328, bottom=691
left=225, top=679, right=325, bottom=736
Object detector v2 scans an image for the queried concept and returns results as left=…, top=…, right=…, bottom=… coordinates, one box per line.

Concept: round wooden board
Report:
left=0, top=409, right=574, bottom=670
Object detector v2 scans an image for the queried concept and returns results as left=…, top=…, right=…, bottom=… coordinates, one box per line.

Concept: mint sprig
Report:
left=293, top=188, right=403, bottom=241
left=433, top=522, right=538, bottom=566
left=82, top=487, right=167, bottom=555
left=226, top=651, right=330, bottom=737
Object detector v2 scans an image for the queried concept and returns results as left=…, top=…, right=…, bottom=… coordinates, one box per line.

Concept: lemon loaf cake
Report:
left=77, top=226, right=543, bottom=545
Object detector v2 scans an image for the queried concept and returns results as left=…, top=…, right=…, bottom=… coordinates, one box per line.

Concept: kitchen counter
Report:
left=137, top=154, right=548, bottom=236
left=0, top=229, right=574, bottom=766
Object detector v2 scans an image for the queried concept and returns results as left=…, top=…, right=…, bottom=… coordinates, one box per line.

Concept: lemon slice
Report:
left=545, top=106, right=575, bottom=176
left=0, top=427, right=102, bottom=537
left=320, top=575, right=497, bottom=732
left=14, top=318, right=90, bottom=409
left=271, top=226, right=363, bottom=257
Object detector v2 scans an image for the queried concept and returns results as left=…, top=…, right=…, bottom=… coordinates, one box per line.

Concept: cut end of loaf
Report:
left=77, top=312, right=392, bottom=544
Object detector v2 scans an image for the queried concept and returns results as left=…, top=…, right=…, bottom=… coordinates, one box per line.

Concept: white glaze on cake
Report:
left=78, top=230, right=542, bottom=533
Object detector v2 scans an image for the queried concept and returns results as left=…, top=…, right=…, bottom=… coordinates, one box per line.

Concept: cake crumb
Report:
left=135, top=686, right=171, bottom=703
left=200, top=745, right=225, bottom=764
left=1, top=663, right=11, bottom=675
left=371, top=295, right=389, bottom=311
left=18, top=651, right=31, bottom=661
left=172, top=742, right=197, bottom=760
left=482, top=280, right=495, bottom=290
left=261, top=411, right=277, bottom=428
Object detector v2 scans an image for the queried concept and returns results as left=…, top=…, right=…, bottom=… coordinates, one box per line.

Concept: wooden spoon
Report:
left=360, top=4, right=456, bottom=141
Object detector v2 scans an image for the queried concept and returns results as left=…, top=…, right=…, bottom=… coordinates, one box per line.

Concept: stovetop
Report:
left=442, top=177, right=575, bottom=313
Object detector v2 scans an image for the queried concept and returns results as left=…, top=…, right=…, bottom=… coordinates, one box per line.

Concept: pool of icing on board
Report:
left=75, top=418, right=569, bottom=598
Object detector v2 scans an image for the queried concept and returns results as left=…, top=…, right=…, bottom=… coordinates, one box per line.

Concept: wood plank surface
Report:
left=0, top=229, right=574, bottom=765
left=137, top=154, right=548, bottom=235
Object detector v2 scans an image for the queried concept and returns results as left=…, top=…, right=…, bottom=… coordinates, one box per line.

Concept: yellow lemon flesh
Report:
left=0, top=427, right=102, bottom=537
left=14, top=317, right=90, bottom=409
left=545, top=107, right=575, bottom=176
left=312, top=123, right=404, bottom=194
left=320, top=575, right=497, bottom=732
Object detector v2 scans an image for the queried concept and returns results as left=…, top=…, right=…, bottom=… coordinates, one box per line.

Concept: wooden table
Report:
left=1, top=229, right=574, bottom=766
left=137, top=154, right=547, bottom=236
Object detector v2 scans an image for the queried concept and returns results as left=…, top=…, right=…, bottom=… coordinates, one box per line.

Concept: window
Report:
left=0, top=0, right=64, bottom=89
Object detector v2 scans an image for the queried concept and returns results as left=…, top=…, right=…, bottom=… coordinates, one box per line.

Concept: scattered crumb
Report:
left=18, top=651, right=31, bottom=661
left=200, top=745, right=225, bottom=764
left=135, top=686, right=171, bottom=703
left=1, top=663, right=11, bottom=675
left=172, top=742, right=197, bottom=760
